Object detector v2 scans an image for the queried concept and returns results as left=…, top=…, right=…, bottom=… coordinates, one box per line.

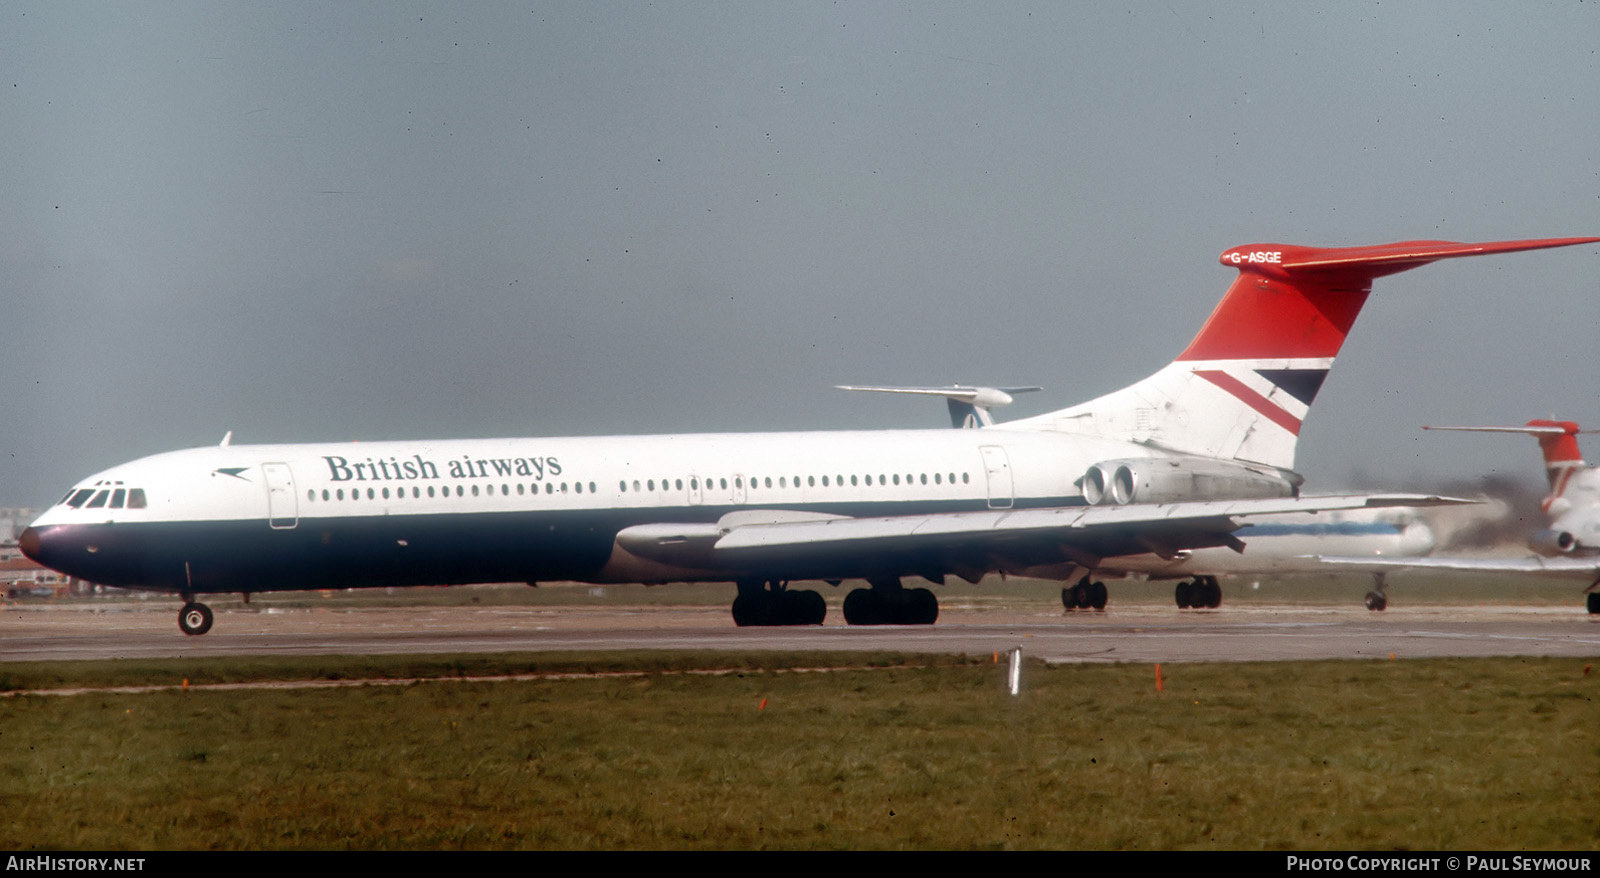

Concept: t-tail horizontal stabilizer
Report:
left=836, top=384, right=1043, bottom=428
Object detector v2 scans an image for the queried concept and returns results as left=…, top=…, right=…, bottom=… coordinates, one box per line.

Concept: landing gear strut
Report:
left=1175, top=575, right=1221, bottom=609
left=731, top=579, right=826, bottom=627
left=1364, top=573, right=1389, bottom=612
left=1061, top=580, right=1108, bottom=611
left=842, top=578, right=938, bottom=625
left=178, top=600, right=214, bottom=636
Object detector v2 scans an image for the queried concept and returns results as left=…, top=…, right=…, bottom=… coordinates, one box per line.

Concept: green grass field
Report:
left=3, top=653, right=1596, bottom=850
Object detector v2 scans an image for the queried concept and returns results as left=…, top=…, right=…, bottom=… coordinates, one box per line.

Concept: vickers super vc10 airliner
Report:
left=21, top=237, right=1597, bottom=634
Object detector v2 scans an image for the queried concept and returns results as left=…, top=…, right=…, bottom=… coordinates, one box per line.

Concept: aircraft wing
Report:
left=697, top=493, right=1469, bottom=582
left=1310, top=554, right=1600, bottom=580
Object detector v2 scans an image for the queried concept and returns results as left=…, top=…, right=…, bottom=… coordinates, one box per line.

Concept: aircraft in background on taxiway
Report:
left=1317, top=419, right=1600, bottom=614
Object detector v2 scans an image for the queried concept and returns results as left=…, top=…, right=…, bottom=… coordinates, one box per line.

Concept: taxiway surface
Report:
left=5, top=601, right=1599, bottom=664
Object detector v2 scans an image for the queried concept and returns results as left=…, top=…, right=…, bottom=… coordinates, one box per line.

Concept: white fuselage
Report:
left=24, top=426, right=1165, bottom=594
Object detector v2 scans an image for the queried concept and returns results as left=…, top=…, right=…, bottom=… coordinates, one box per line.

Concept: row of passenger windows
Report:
left=617, top=472, right=971, bottom=492
left=308, top=481, right=601, bottom=502
left=303, top=471, right=974, bottom=504
left=59, top=471, right=977, bottom=511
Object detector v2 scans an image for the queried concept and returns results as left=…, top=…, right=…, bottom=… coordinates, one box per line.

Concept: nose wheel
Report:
left=1364, top=572, right=1389, bottom=612
left=179, top=602, right=214, bottom=636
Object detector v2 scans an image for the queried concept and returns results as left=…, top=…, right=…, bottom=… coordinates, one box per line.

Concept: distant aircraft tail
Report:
left=1423, top=419, right=1588, bottom=509
left=1422, top=418, right=1600, bottom=556
left=1004, top=237, right=1600, bottom=471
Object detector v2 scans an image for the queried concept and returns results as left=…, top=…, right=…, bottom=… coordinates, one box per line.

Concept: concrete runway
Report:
left=5, top=601, right=1600, bottom=664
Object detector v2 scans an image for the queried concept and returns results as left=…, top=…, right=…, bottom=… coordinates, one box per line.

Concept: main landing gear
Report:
left=842, top=578, right=939, bottom=625
left=1061, top=580, right=1108, bottom=611
left=178, top=598, right=214, bottom=636
left=731, top=579, right=826, bottom=627
left=1174, top=575, right=1222, bottom=609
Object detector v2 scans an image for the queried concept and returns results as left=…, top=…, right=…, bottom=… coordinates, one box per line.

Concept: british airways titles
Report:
left=323, top=454, right=564, bottom=483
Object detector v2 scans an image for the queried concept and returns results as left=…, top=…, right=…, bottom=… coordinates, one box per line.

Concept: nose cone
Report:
left=18, top=525, right=74, bottom=577
left=18, top=526, right=42, bottom=563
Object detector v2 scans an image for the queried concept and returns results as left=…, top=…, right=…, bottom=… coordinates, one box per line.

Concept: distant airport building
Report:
left=0, top=508, right=39, bottom=542
left=1, top=508, right=74, bottom=597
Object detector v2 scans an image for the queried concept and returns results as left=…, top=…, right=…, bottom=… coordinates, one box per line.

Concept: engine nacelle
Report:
left=1080, top=457, right=1300, bottom=505
left=1529, top=528, right=1580, bottom=557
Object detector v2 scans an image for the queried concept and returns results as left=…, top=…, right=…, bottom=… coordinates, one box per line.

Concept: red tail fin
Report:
left=1013, top=236, right=1597, bottom=472
left=1524, top=419, right=1586, bottom=472
left=1524, top=420, right=1587, bottom=508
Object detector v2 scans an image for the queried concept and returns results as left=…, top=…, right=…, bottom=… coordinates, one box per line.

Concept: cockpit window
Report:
left=110, top=489, right=126, bottom=508
left=66, top=489, right=95, bottom=508
left=85, top=490, right=110, bottom=508
left=127, top=489, right=147, bottom=509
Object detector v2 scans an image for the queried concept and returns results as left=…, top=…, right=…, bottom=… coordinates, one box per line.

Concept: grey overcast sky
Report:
left=3, top=1, right=1598, bottom=506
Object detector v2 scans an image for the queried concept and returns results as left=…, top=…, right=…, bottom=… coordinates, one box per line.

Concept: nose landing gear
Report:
left=1364, top=573, right=1389, bottom=611
left=178, top=600, right=214, bottom=636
